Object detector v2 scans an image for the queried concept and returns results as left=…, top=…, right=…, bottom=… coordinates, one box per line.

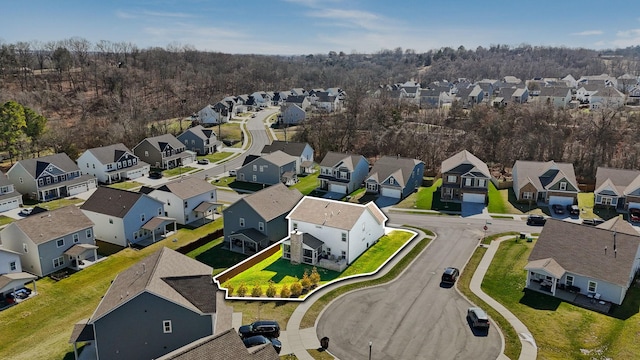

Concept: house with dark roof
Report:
left=6, top=153, right=97, bottom=202
left=537, top=87, right=572, bottom=108
left=196, top=102, right=230, bottom=125
left=279, top=103, right=306, bottom=126
left=0, top=206, right=97, bottom=277
left=237, top=151, right=299, bottom=186
left=80, top=187, right=175, bottom=247
left=314, top=92, right=341, bottom=112
left=440, top=150, right=491, bottom=203
left=140, top=176, right=220, bottom=226
left=223, top=183, right=302, bottom=255
left=68, top=247, right=233, bottom=360
left=133, top=134, right=196, bottom=169
left=525, top=219, right=640, bottom=306
left=318, top=152, right=369, bottom=195
left=365, top=155, right=424, bottom=200
left=77, top=143, right=150, bottom=184
left=260, top=141, right=315, bottom=174
left=177, top=125, right=222, bottom=155
left=156, top=328, right=279, bottom=360
left=282, top=196, right=387, bottom=271
left=0, top=170, right=22, bottom=212
left=455, top=84, right=483, bottom=108
left=512, top=160, right=579, bottom=205
left=594, top=167, right=640, bottom=211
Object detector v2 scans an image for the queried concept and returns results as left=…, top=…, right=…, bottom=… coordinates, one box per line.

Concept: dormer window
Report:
left=560, top=182, right=567, bottom=191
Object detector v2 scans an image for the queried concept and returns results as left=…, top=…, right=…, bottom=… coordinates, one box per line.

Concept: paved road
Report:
left=316, top=212, right=537, bottom=360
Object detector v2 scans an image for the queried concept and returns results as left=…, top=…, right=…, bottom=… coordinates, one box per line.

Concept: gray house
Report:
left=76, top=143, right=150, bottom=184
left=133, top=134, right=196, bottom=169
left=0, top=206, right=97, bottom=277
left=594, top=167, right=640, bottom=210
left=260, top=141, right=315, bottom=174
left=177, top=125, right=222, bottom=155
left=69, top=247, right=232, bottom=360
left=537, top=87, right=572, bottom=108
left=223, top=183, right=303, bottom=254
left=365, top=155, right=424, bottom=199
left=279, top=103, right=306, bottom=126
left=80, top=187, right=176, bottom=247
left=318, top=152, right=369, bottom=195
left=0, top=170, right=22, bottom=212
left=237, top=151, right=298, bottom=186
left=525, top=219, right=640, bottom=306
left=7, top=153, right=97, bottom=202
left=440, top=150, right=491, bottom=203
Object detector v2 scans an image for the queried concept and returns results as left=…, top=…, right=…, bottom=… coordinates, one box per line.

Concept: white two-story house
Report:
left=77, top=143, right=150, bottom=184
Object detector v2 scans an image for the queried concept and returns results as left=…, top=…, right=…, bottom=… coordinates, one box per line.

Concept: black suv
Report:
left=243, top=335, right=282, bottom=354
left=238, top=320, right=280, bottom=339
left=441, top=267, right=460, bottom=284
left=526, top=215, right=546, bottom=226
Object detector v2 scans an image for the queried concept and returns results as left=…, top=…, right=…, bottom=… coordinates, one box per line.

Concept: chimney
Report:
left=289, top=230, right=303, bottom=265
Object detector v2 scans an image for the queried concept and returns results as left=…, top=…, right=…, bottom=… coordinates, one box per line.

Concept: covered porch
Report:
left=192, top=201, right=223, bottom=225
left=228, top=228, right=269, bottom=255
left=69, top=319, right=96, bottom=360
left=64, top=244, right=104, bottom=271
left=0, top=272, right=38, bottom=310
left=137, top=216, right=177, bottom=246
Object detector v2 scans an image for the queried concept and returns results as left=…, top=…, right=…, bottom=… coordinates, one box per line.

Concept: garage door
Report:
left=549, top=196, right=574, bottom=206
left=463, top=193, right=485, bottom=203
left=628, top=202, right=640, bottom=210
left=381, top=187, right=402, bottom=198
left=329, top=184, right=347, bottom=194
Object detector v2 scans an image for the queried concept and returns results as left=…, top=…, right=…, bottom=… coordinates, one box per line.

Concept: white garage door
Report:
left=381, top=187, right=402, bottom=198
left=330, top=184, right=347, bottom=194
left=463, top=193, right=485, bottom=203
left=628, top=202, right=640, bottom=210
left=549, top=196, right=574, bottom=206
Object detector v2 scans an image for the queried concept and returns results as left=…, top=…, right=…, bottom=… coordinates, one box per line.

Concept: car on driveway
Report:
left=197, top=158, right=210, bottom=165
left=228, top=169, right=237, bottom=177
left=149, top=171, right=163, bottom=179
left=238, top=320, right=280, bottom=339
left=630, top=208, right=640, bottom=223
left=582, top=218, right=605, bottom=226
left=467, top=307, right=490, bottom=329
left=19, top=207, right=33, bottom=217
left=441, top=267, right=460, bottom=284
left=566, top=204, right=580, bottom=216
left=551, top=204, right=565, bottom=215
left=242, top=335, right=282, bottom=354
left=526, top=215, right=546, bottom=226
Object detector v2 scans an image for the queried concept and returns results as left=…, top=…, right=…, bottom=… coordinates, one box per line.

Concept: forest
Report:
left=1, top=38, right=640, bottom=182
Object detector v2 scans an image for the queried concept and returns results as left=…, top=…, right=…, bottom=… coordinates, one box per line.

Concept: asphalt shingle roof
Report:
left=154, top=176, right=217, bottom=200
left=288, top=196, right=387, bottom=230
left=368, top=155, right=422, bottom=187
left=11, top=206, right=94, bottom=245
left=239, top=183, right=303, bottom=222
left=80, top=186, right=146, bottom=218
left=261, top=141, right=310, bottom=157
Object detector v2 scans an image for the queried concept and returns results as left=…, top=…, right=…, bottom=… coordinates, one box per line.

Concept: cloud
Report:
left=570, top=30, right=603, bottom=36
left=142, top=11, right=195, bottom=19
left=115, top=10, right=137, bottom=19
left=612, top=28, right=640, bottom=48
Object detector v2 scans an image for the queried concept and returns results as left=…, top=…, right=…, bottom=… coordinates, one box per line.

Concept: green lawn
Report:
left=487, top=182, right=510, bottom=213
left=577, top=192, right=598, bottom=219
left=23, top=197, right=85, bottom=210
left=482, top=240, right=640, bottom=359
left=186, top=236, right=249, bottom=276
left=199, top=151, right=235, bottom=163
left=107, top=181, right=144, bottom=190
left=0, top=215, right=15, bottom=226
left=396, top=179, right=442, bottom=210
left=163, top=166, right=196, bottom=177
left=291, top=170, right=320, bottom=195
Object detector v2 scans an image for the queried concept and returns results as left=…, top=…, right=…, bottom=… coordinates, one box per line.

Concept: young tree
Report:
left=0, top=101, right=27, bottom=162
left=279, top=284, right=291, bottom=298
left=301, top=271, right=311, bottom=291
left=309, top=267, right=321, bottom=288
left=266, top=281, right=277, bottom=298
left=251, top=285, right=263, bottom=298
left=290, top=281, right=303, bottom=297
left=23, top=106, right=47, bottom=156
left=236, top=283, right=248, bottom=297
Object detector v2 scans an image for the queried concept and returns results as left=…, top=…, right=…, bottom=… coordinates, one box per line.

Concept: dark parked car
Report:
left=238, top=320, right=280, bottom=339
left=566, top=204, right=580, bottom=216
left=441, top=267, right=460, bottom=284
left=242, top=335, right=282, bottom=354
left=551, top=204, right=565, bottom=215
left=630, top=208, right=640, bottom=223
left=149, top=171, right=163, bottom=179
left=467, top=307, right=490, bottom=329
left=526, top=215, right=547, bottom=226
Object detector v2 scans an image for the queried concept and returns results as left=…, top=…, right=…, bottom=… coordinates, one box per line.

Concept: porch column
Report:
left=93, top=248, right=98, bottom=262
left=32, top=279, right=37, bottom=294
left=173, top=221, right=177, bottom=233
left=551, top=278, right=557, bottom=295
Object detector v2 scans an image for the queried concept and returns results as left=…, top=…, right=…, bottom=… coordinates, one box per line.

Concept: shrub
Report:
left=310, top=267, right=321, bottom=287
left=266, top=281, right=277, bottom=298
left=301, top=270, right=311, bottom=291
left=237, top=283, right=248, bottom=297
left=280, top=284, right=291, bottom=298
left=290, top=282, right=303, bottom=297
left=226, top=285, right=235, bottom=296
left=251, top=285, right=263, bottom=297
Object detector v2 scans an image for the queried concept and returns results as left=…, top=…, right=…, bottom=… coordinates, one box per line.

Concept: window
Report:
left=140, top=214, right=146, bottom=222
left=341, top=250, right=346, bottom=259
left=239, top=218, right=245, bottom=227
left=258, top=222, right=264, bottom=231
left=389, top=178, right=395, bottom=185
left=252, top=175, right=257, bottom=182
left=259, top=165, right=264, bottom=172
left=447, top=175, right=457, bottom=183
left=566, top=275, right=574, bottom=287
left=53, top=256, right=64, bottom=268
left=588, top=280, right=597, bottom=293
left=210, top=192, right=215, bottom=199
left=253, top=165, right=257, bottom=171
left=86, top=229, right=92, bottom=238
left=73, top=233, right=79, bottom=243
left=163, top=320, right=172, bottom=333
left=478, top=179, right=486, bottom=187
left=144, top=151, right=149, bottom=157
left=158, top=207, right=162, bottom=215
left=523, top=192, right=533, bottom=200
left=560, top=182, right=567, bottom=191
left=465, top=178, right=472, bottom=186
left=109, top=218, right=113, bottom=224
left=184, top=201, right=188, bottom=209
left=23, top=243, right=28, bottom=253
left=56, top=239, right=64, bottom=248
left=341, top=233, right=347, bottom=242
left=10, top=261, right=16, bottom=271
left=293, top=222, right=298, bottom=229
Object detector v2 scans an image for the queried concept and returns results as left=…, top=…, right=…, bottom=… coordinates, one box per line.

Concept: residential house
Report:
left=498, top=87, right=529, bottom=106
left=156, top=328, right=279, bottom=360
left=196, top=102, right=230, bottom=126
left=537, top=87, right=572, bottom=108
left=140, top=176, right=219, bottom=226
left=318, top=152, right=369, bottom=195
left=512, top=160, right=579, bottom=205
left=237, top=151, right=298, bottom=186
left=576, top=84, right=601, bottom=103
left=177, top=125, right=222, bottom=155
left=326, top=87, right=346, bottom=101
left=440, top=150, right=491, bottom=203
left=419, top=87, right=454, bottom=108
left=260, top=141, right=315, bottom=174
left=68, top=247, right=233, bottom=360
left=77, top=143, right=150, bottom=185
left=0, top=206, right=97, bottom=277
left=80, top=187, right=176, bottom=247
left=133, top=134, right=196, bottom=169
left=0, top=170, right=22, bottom=212
left=290, top=88, right=306, bottom=96
left=595, top=167, right=640, bottom=210
left=282, top=197, right=387, bottom=271
left=271, top=91, right=289, bottom=106
left=455, top=84, right=483, bottom=108
left=0, top=248, right=37, bottom=301
left=7, top=153, right=97, bottom=202
left=476, top=81, right=495, bottom=101
left=279, top=103, right=306, bottom=126
left=525, top=219, right=640, bottom=306
left=628, top=85, right=640, bottom=105
left=314, top=92, right=341, bottom=112
left=365, top=155, right=424, bottom=199
left=223, top=183, right=303, bottom=254
left=502, top=76, right=522, bottom=85
left=577, top=74, right=618, bottom=88
left=590, top=86, right=625, bottom=110
left=617, top=73, right=638, bottom=92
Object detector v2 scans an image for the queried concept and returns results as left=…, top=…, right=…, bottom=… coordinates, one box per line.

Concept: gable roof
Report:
left=153, top=176, right=217, bottom=200
left=441, top=150, right=490, bottom=178
left=91, top=247, right=216, bottom=322
left=237, top=183, right=303, bottom=222
left=596, top=215, right=639, bottom=235
left=367, top=155, right=422, bottom=187
left=319, top=152, right=366, bottom=170
left=84, top=143, right=136, bottom=164
left=514, top=160, right=578, bottom=191
left=260, top=141, right=311, bottom=158
left=13, top=153, right=79, bottom=177
left=137, top=134, right=184, bottom=152
left=595, top=167, right=640, bottom=196
left=11, top=206, right=94, bottom=245
left=80, top=186, right=153, bottom=218
left=538, top=87, right=572, bottom=97
left=180, top=125, right=217, bottom=140
left=529, top=219, right=640, bottom=286
left=0, top=170, right=13, bottom=187
left=287, top=196, right=387, bottom=230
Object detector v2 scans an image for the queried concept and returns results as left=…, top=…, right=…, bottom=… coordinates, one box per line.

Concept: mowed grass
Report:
left=487, top=182, right=510, bottom=214
left=483, top=240, right=640, bottom=359
left=107, top=180, right=144, bottom=190
left=396, top=178, right=442, bottom=210
left=163, top=166, right=196, bottom=177
left=0, top=218, right=224, bottom=360
left=199, top=151, right=236, bottom=163
left=291, top=170, right=320, bottom=195
left=23, top=197, right=85, bottom=209
left=577, top=192, right=598, bottom=220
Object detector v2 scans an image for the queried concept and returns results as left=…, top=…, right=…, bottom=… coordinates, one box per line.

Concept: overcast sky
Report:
left=2, top=0, right=640, bottom=55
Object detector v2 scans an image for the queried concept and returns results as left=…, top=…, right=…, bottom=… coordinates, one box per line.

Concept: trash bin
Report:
left=320, top=337, right=329, bottom=350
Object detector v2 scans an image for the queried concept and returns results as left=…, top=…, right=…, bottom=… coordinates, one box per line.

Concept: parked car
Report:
left=630, top=208, right=640, bottom=223
left=242, top=335, right=282, bottom=354
left=19, top=207, right=33, bottom=217
left=238, top=320, right=280, bottom=339
left=467, top=307, right=490, bottom=329
left=582, top=218, right=605, bottom=226
left=441, top=267, right=460, bottom=284
left=551, top=204, right=565, bottom=215
left=149, top=171, right=163, bottom=179
left=228, top=169, right=237, bottom=177
left=526, top=215, right=546, bottom=226
left=197, top=158, right=210, bottom=165
left=566, top=204, right=580, bottom=216
left=251, top=114, right=257, bottom=118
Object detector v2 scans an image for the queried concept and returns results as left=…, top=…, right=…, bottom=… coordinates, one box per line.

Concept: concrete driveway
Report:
left=461, top=201, right=485, bottom=217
